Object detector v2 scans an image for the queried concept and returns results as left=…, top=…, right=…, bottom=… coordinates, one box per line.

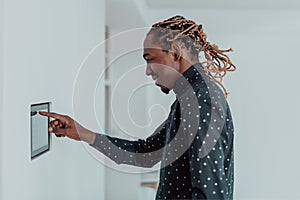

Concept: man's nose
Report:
left=146, top=64, right=153, bottom=76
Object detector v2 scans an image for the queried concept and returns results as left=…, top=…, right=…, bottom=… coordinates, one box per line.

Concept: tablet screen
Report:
left=31, top=102, right=51, bottom=159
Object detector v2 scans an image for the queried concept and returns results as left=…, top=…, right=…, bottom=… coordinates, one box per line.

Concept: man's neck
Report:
left=179, top=57, right=199, bottom=74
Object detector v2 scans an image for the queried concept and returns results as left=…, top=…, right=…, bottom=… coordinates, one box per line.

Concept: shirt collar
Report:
left=173, top=63, right=204, bottom=97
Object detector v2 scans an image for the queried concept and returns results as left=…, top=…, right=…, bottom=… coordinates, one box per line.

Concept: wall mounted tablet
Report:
left=31, top=102, right=51, bottom=159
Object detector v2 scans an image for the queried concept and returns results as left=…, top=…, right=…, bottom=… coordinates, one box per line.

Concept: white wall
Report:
left=0, top=0, right=106, bottom=199
left=0, top=0, right=4, bottom=197
left=104, top=29, right=147, bottom=200
left=225, top=18, right=300, bottom=199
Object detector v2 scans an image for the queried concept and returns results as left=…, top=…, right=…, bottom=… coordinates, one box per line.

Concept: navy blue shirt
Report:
left=91, top=63, right=234, bottom=199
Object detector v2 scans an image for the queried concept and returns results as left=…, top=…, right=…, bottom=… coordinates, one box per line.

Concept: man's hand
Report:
left=39, top=111, right=96, bottom=144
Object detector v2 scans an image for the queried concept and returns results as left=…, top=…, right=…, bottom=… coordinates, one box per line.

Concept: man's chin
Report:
left=156, top=83, right=170, bottom=94
left=161, top=87, right=170, bottom=94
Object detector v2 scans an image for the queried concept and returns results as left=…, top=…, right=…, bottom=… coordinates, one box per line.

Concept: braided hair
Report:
left=147, top=15, right=236, bottom=97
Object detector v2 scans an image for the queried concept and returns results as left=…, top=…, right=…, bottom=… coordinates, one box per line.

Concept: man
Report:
left=40, top=15, right=236, bottom=199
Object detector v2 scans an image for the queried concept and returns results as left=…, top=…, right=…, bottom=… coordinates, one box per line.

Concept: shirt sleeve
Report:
left=90, top=120, right=168, bottom=168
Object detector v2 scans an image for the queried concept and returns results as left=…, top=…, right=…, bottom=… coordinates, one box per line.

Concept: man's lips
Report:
left=155, top=82, right=166, bottom=89
left=151, top=71, right=158, bottom=79
left=152, top=74, right=167, bottom=89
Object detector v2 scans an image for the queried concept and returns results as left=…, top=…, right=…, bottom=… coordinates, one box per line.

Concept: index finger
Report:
left=39, top=111, right=66, bottom=121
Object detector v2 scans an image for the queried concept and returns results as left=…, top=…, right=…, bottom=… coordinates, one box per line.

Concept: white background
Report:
left=0, top=0, right=106, bottom=199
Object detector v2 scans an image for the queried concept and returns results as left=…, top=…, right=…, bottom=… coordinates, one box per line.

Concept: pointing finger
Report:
left=39, top=111, right=67, bottom=121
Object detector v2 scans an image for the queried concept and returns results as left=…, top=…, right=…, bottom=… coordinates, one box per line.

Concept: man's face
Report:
left=143, top=34, right=180, bottom=94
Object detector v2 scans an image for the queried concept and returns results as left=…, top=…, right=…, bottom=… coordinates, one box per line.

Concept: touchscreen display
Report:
left=31, top=102, right=51, bottom=159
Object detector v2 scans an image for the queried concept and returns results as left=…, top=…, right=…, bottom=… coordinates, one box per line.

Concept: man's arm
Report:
left=39, top=111, right=168, bottom=167
left=90, top=121, right=168, bottom=167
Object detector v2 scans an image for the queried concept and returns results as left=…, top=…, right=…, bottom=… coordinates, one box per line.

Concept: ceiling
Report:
left=145, top=0, right=300, bottom=10
left=106, top=0, right=300, bottom=33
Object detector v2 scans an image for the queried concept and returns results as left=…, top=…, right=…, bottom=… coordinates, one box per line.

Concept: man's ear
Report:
left=170, top=42, right=182, bottom=61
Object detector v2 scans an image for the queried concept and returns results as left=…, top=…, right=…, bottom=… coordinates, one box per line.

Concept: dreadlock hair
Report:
left=147, top=15, right=236, bottom=97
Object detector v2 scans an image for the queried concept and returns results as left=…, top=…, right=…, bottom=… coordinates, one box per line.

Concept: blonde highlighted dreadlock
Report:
left=148, top=15, right=236, bottom=97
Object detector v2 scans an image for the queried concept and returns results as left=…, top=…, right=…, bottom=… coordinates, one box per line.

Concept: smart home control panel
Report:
left=31, top=102, right=51, bottom=159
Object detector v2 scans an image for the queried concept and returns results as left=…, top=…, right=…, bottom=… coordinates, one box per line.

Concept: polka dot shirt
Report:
left=91, top=63, right=234, bottom=199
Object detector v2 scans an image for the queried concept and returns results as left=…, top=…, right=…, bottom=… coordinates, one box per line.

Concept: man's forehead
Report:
left=143, top=35, right=166, bottom=56
left=143, top=33, right=161, bottom=46
left=143, top=40, right=159, bottom=49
